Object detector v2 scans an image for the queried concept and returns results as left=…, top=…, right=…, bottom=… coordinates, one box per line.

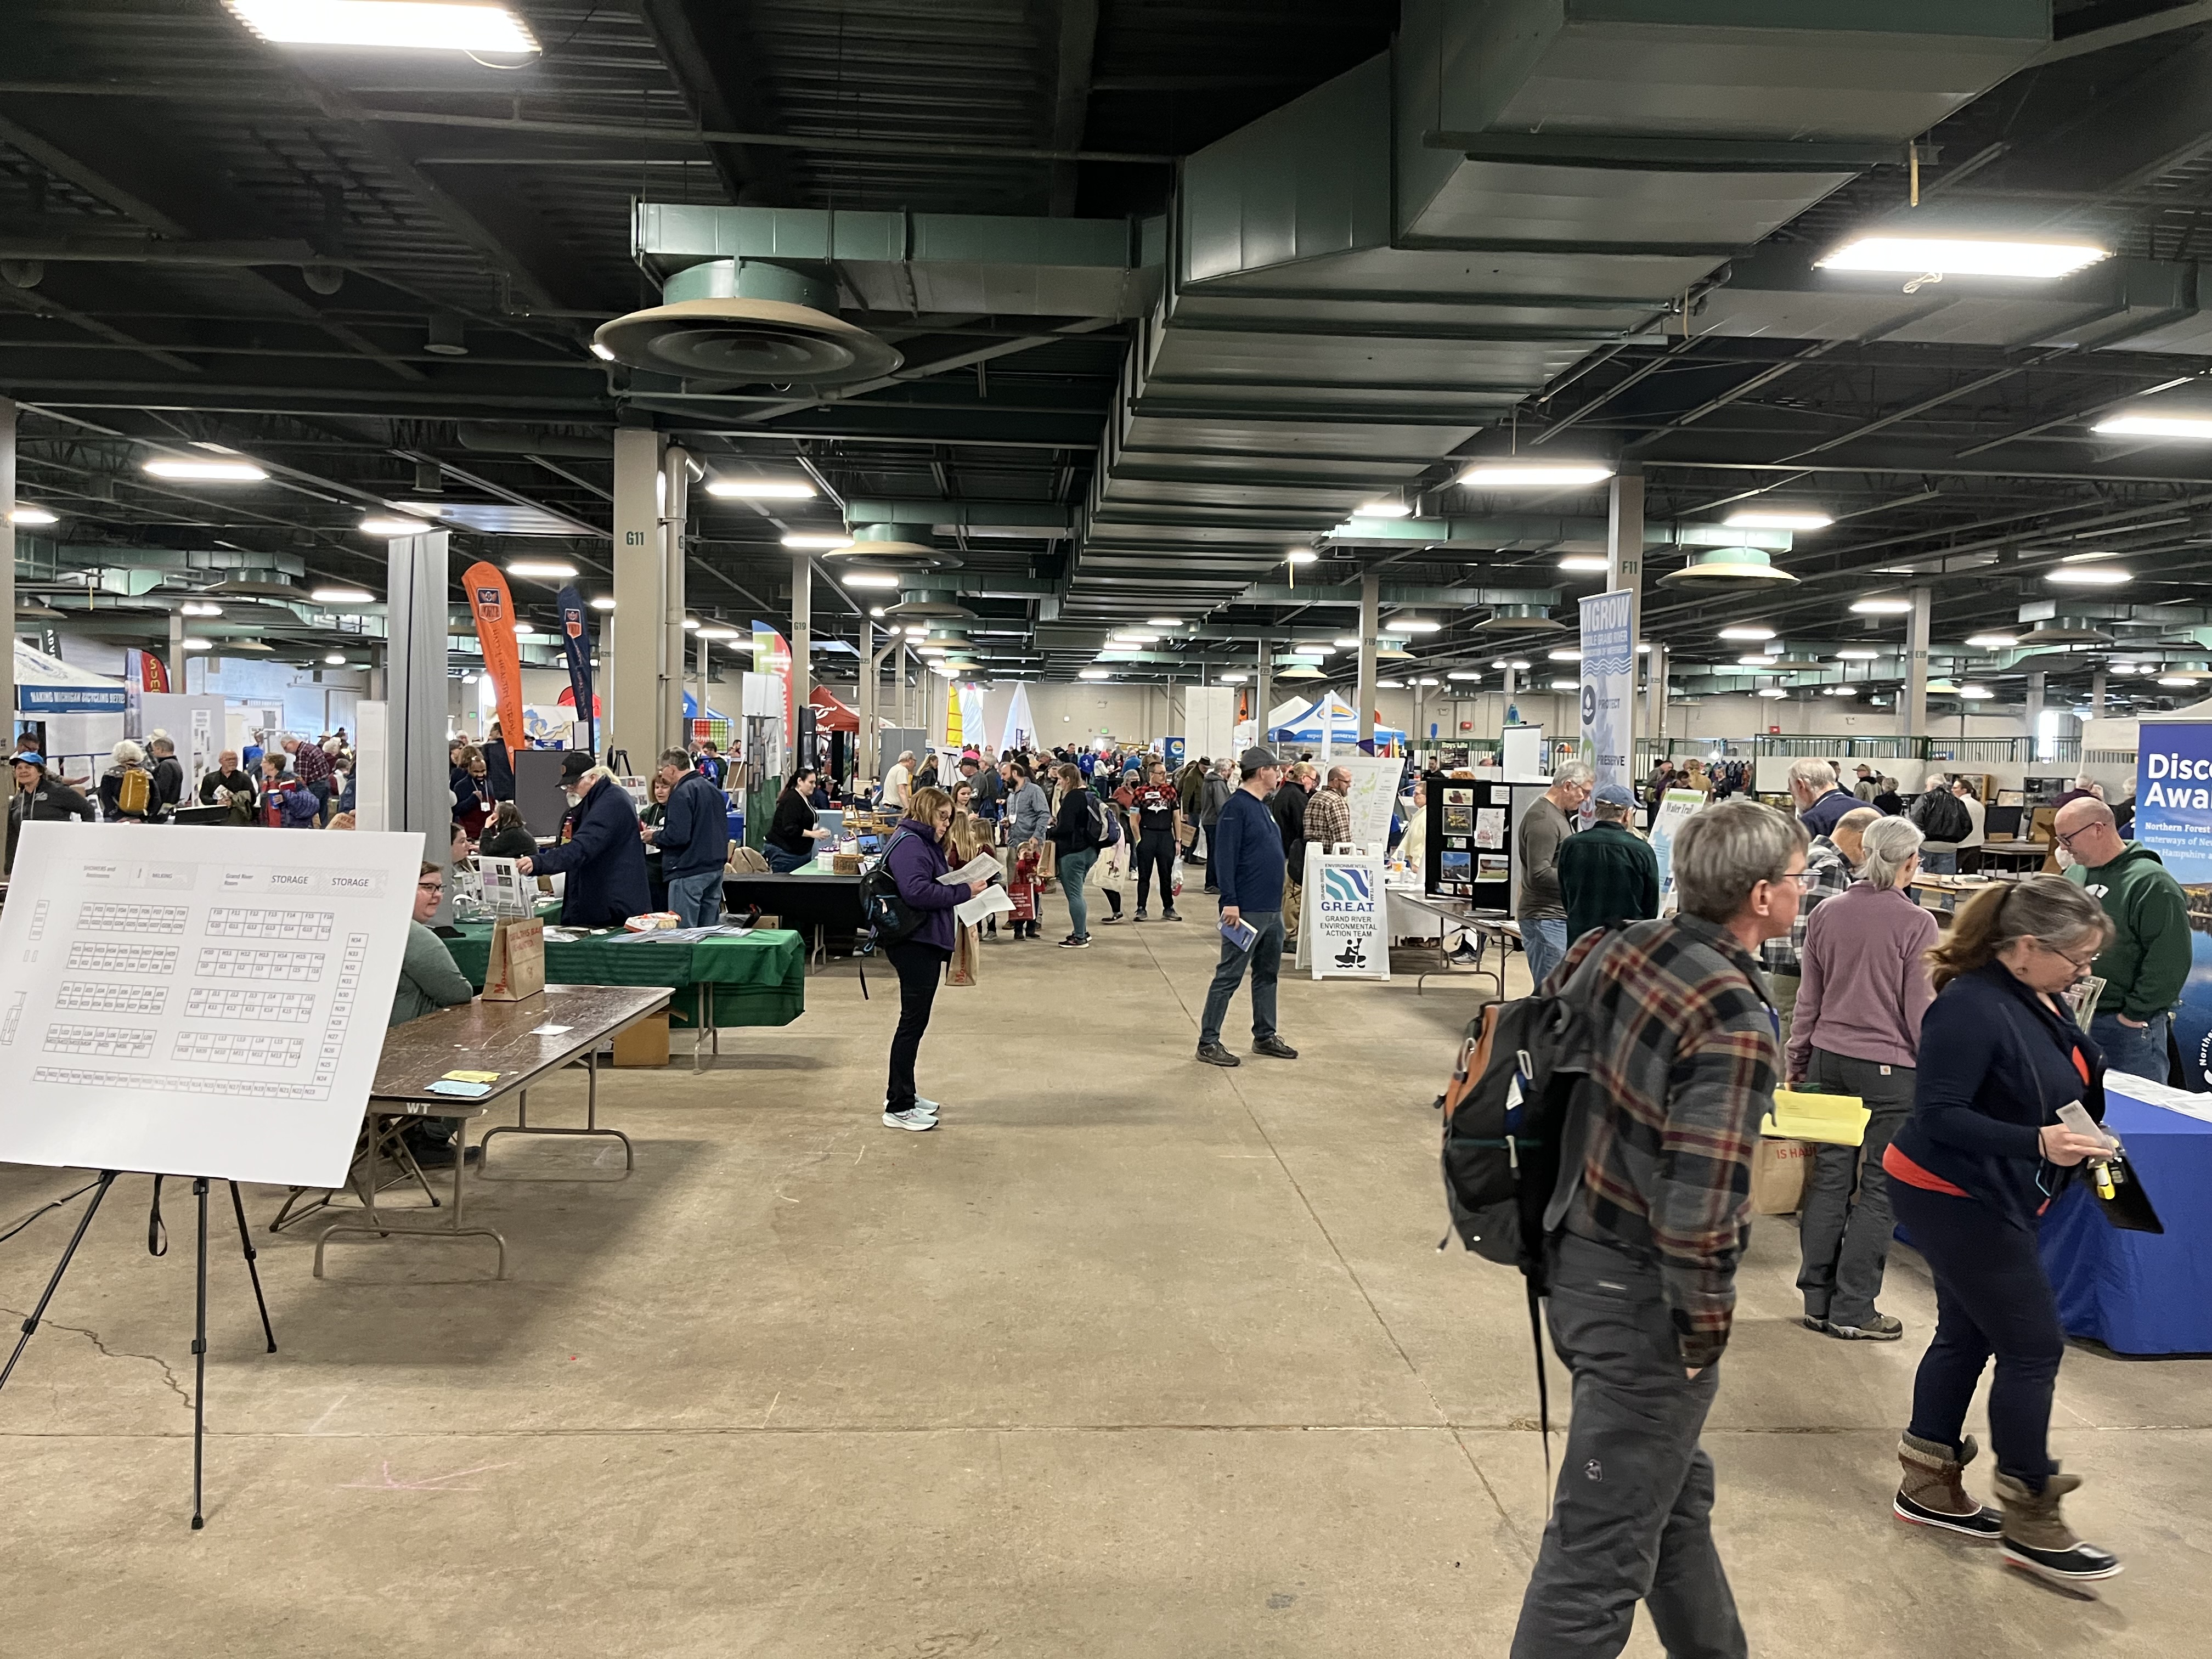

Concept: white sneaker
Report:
left=883, top=1095, right=940, bottom=1122
left=882, top=1107, right=936, bottom=1132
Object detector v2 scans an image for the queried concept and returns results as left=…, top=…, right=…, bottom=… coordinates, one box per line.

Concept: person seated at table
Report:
left=518, top=752, right=650, bottom=927
left=477, top=800, right=538, bottom=864
left=765, top=764, right=832, bottom=873
left=393, top=861, right=481, bottom=1167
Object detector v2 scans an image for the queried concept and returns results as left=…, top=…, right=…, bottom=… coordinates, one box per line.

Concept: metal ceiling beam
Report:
left=1233, top=584, right=1559, bottom=606
left=634, top=0, right=799, bottom=207
left=2032, top=3, right=2212, bottom=69
left=1424, top=132, right=1908, bottom=173
left=0, top=282, right=200, bottom=376
left=1041, top=0, right=1102, bottom=215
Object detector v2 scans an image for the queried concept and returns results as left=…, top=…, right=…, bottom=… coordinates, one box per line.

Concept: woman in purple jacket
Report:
left=881, top=786, right=990, bottom=1132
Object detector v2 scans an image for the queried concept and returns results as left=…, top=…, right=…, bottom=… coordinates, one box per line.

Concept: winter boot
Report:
left=1893, top=1432, right=2002, bottom=1541
left=1994, top=1469, right=2123, bottom=1586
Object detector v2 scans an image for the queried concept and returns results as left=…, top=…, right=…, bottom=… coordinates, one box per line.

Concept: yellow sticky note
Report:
left=442, top=1069, right=502, bottom=1084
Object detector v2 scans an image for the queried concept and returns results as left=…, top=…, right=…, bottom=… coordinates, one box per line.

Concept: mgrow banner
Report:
left=2135, top=720, right=2212, bottom=884
left=1579, top=589, right=1634, bottom=801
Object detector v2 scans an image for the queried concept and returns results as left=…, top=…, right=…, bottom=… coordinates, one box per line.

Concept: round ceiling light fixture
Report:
left=1658, top=545, right=1799, bottom=588
left=591, top=262, right=901, bottom=387
left=823, top=523, right=957, bottom=571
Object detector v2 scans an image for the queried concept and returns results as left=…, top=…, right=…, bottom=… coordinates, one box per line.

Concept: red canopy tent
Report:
left=809, top=686, right=859, bottom=732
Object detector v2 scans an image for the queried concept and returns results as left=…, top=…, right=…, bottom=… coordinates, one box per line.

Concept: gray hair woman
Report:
left=1881, top=874, right=2120, bottom=1582
left=1785, top=814, right=1939, bottom=1345
left=98, top=738, right=153, bottom=823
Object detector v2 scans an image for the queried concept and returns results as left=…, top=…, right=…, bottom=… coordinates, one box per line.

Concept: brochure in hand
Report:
left=1220, top=915, right=1259, bottom=952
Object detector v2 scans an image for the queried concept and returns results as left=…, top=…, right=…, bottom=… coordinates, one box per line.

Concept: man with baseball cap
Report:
left=1194, top=746, right=1299, bottom=1067
left=1555, top=781, right=1660, bottom=948
left=517, top=751, right=650, bottom=926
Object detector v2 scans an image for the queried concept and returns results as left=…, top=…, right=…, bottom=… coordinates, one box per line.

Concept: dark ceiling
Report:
left=9, top=0, right=2212, bottom=719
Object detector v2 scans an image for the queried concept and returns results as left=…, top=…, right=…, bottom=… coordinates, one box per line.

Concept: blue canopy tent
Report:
left=1268, top=692, right=1404, bottom=752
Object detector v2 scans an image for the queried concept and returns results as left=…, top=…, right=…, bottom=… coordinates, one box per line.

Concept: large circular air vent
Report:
left=883, top=598, right=978, bottom=620
left=593, top=298, right=901, bottom=387
left=826, top=524, right=958, bottom=572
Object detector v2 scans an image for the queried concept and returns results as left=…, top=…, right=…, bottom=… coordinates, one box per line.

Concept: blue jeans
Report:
left=667, top=870, right=724, bottom=928
left=2091, top=1009, right=2169, bottom=1084
left=1199, top=909, right=1283, bottom=1047
left=1059, top=845, right=1099, bottom=939
left=765, top=845, right=810, bottom=874
left=1921, top=848, right=1957, bottom=874
left=1521, top=917, right=1570, bottom=991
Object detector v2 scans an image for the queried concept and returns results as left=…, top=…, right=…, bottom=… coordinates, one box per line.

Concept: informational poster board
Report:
left=1301, top=849, right=1389, bottom=980
left=1649, top=789, right=1707, bottom=912
left=2134, top=719, right=2212, bottom=884
left=1426, top=774, right=1515, bottom=909
left=478, top=855, right=534, bottom=918
left=0, top=823, right=423, bottom=1189
left=1334, top=754, right=1403, bottom=854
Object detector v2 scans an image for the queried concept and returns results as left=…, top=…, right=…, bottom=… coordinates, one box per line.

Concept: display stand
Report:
left=0, top=1170, right=276, bottom=1528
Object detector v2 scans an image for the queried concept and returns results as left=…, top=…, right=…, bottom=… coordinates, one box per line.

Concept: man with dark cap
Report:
left=1195, top=746, right=1299, bottom=1068
left=517, top=751, right=650, bottom=927
left=1556, top=782, right=1660, bottom=946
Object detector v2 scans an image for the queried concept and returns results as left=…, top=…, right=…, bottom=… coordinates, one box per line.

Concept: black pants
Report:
left=1892, top=1182, right=2064, bottom=1488
left=1135, top=828, right=1177, bottom=912
left=1796, top=1049, right=1912, bottom=1327
left=884, top=939, right=950, bottom=1111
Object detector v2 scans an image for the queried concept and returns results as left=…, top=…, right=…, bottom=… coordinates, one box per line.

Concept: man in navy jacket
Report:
left=644, top=746, right=731, bottom=926
left=520, top=752, right=650, bottom=926
left=1195, top=747, right=1299, bottom=1069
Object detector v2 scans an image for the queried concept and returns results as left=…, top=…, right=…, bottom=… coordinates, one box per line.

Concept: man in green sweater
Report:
left=1557, top=783, right=1660, bottom=949
left=2056, top=797, right=2191, bottom=1083
left=393, top=861, right=481, bottom=1166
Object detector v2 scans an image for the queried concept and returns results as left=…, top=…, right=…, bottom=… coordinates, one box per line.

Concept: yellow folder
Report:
left=1761, top=1090, right=1871, bottom=1147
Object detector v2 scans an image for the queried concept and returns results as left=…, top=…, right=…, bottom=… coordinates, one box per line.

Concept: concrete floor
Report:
left=2, top=881, right=2207, bottom=1657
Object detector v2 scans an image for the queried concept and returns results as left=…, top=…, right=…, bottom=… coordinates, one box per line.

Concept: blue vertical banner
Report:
left=555, top=583, right=596, bottom=754
left=1578, top=589, right=1634, bottom=799
left=2134, top=720, right=2212, bottom=883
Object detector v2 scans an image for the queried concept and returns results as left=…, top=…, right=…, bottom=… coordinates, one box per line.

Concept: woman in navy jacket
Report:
left=1887, top=876, right=2121, bottom=1588
left=879, top=786, right=989, bottom=1132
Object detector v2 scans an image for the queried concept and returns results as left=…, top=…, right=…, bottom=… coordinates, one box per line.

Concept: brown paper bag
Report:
left=946, top=923, right=980, bottom=987
left=1750, top=1134, right=1813, bottom=1216
left=1036, top=839, right=1057, bottom=880
left=482, top=915, right=546, bottom=1001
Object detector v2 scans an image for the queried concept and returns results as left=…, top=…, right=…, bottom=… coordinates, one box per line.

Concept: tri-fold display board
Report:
left=0, top=823, right=423, bottom=1189
left=1425, top=772, right=1517, bottom=909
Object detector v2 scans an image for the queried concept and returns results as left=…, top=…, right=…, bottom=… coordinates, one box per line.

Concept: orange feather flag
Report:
left=462, top=561, right=524, bottom=733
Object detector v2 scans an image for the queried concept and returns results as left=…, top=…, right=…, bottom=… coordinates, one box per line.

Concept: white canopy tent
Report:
left=13, top=642, right=128, bottom=715
left=1267, top=692, right=1404, bottom=752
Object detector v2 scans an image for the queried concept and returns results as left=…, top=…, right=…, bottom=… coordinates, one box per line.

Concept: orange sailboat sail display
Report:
left=462, top=561, right=525, bottom=730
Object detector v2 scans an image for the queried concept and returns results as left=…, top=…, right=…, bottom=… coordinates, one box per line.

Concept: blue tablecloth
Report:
left=2041, top=1090, right=2212, bottom=1356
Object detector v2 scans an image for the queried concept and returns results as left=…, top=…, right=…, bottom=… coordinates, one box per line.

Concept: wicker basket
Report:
left=831, top=852, right=865, bottom=874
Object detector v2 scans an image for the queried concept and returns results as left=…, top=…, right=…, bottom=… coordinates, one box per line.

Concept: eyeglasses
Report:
left=2035, top=938, right=2099, bottom=970
left=1779, top=870, right=1822, bottom=888
left=2053, top=824, right=2096, bottom=849
left=416, top=882, right=444, bottom=895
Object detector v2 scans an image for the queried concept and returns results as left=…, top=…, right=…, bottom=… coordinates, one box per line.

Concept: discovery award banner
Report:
left=2135, top=721, right=2212, bottom=885
left=1578, top=589, right=1634, bottom=802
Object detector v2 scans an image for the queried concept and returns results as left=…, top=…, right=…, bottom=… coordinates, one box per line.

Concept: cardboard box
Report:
left=612, top=1011, right=669, bottom=1068
left=482, top=916, right=546, bottom=1001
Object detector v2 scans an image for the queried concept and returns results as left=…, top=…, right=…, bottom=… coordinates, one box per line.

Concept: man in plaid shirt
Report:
left=1513, top=798, right=1807, bottom=1659
left=1302, top=764, right=1352, bottom=850
left=282, top=734, right=333, bottom=823
left=1761, top=805, right=1875, bottom=1052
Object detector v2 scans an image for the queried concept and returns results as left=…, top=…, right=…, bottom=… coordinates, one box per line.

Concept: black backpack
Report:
left=859, top=827, right=927, bottom=945
left=1912, top=787, right=1971, bottom=844
left=1437, top=934, right=1616, bottom=1483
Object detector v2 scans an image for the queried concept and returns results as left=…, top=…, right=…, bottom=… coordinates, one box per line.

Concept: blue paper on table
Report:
left=426, top=1079, right=493, bottom=1099
left=1219, top=915, right=1259, bottom=952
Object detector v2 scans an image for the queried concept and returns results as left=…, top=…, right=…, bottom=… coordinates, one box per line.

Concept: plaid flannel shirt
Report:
left=1760, top=834, right=1853, bottom=976
left=1558, top=913, right=1780, bottom=1370
left=290, top=740, right=332, bottom=788
left=1304, top=785, right=1351, bottom=850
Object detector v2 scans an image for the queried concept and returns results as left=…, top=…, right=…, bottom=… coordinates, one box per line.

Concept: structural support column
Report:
left=2090, top=669, right=2107, bottom=720
left=168, top=608, right=187, bottom=695
left=610, top=426, right=665, bottom=769
left=1607, top=469, right=1645, bottom=736
left=1649, top=642, right=1669, bottom=750
left=662, top=445, right=691, bottom=752
left=1254, top=637, right=1271, bottom=743
left=791, top=550, right=812, bottom=710
left=1356, top=567, right=1379, bottom=747
left=1903, top=587, right=1932, bottom=743
left=0, top=398, right=15, bottom=737
left=385, top=529, right=453, bottom=885
left=2027, top=671, right=2046, bottom=760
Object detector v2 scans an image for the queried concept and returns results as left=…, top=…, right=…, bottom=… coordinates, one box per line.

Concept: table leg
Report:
left=315, top=1116, right=507, bottom=1279
left=479, top=1047, right=633, bottom=1184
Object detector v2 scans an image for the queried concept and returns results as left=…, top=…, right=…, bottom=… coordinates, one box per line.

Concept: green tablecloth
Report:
left=443, top=923, right=806, bottom=1028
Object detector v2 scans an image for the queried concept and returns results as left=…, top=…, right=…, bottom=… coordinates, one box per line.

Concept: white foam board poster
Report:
left=0, top=823, right=425, bottom=1188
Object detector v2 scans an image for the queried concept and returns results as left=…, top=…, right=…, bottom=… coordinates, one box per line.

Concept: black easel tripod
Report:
left=0, top=1170, right=278, bottom=1529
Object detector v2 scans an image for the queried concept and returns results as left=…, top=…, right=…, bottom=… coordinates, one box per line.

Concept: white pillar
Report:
left=610, top=426, right=664, bottom=771
left=662, top=445, right=691, bottom=754
left=168, top=608, right=187, bottom=696
left=791, top=549, right=812, bottom=711
left=2090, top=669, right=2106, bottom=720
left=0, top=398, right=15, bottom=740
left=1904, top=587, right=1932, bottom=742
left=386, top=529, right=453, bottom=892
left=1254, top=637, right=1271, bottom=744
left=1650, top=642, right=1669, bottom=749
left=2027, top=671, right=2046, bottom=761
left=1357, top=568, right=1378, bottom=747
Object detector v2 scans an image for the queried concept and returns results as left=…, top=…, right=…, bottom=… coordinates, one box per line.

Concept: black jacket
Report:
left=1270, top=781, right=1310, bottom=876
left=1557, top=821, right=1660, bottom=946
left=7, top=778, right=97, bottom=871
left=477, top=821, right=538, bottom=861
left=149, top=756, right=185, bottom=817
left=1047, top=787, right=1104, bottom=853
left=531, top=776, right=651, bottom=927
left=767, top=787, right=819, bottom=856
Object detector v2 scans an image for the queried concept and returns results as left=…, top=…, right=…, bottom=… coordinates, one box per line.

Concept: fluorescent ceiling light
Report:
left=1112, top=632, right=1161, bottom=644
left=180, top=601, right=223, bottom=617
left=588, top=595, right=616, bottom=611
left=1549, top=679, right=1579, bottom=691
left=1146, top=617, right=1181, bottom=628
left=917, top=645, right=947, bottom=656
left=704, top=478, right=814, bottom=500
left=1736, top=654, right=1780, bottom=667
left=1718, top=624, right=1776, bottom=641
left=1392, top=617, right=1442, bottom=633
left=181, top=638, right=213, bottom=652
left=1824, top=685, right=1857, bottom=696
left=310, top=585, right=373, bottom=603
left=144, top=458, right=266, bottom=481
left=1966, top=631, right=2018, bottom=649
left=1492, top=658, right=1531, bottom=670
left=224, top=1, right=540, bottom=53
left=1078, top=668, right=1110, bottom=680
left=323, top=652, right=348, bottom=665
left=1458, top=462, right=1614, bottom=489
left=506, top=560, right=577, bottom=579
left=681, top=618, right=701, bottom=630
left=902, top=624, right=928, bottom=636
left=842, top=572, right=901, bottom=589
left=9, top=506, right=58, bottom=526
left=1354, top=499, right=1412, bottom=518
left=1557, top=555, right=1609, bottom=573
left=1284, top=549, right=1318, bottom=564
left=1724, top=510, right=1832, bottom=531
left=1219, top=673, right=1246, bottom=684
left=2159, top=675, right=2198, bottom=688
left=782, top=533, right=854, bottom=550
left=2092, top=413, right=2212, bottom=440
left=1756, top=687, right=1789, bottom=699
left=1446, top=671, right=1481, bottom=681
left=1416, top=677, right=1440, bottom=687
left=1333, top=637, right=1364, bottom=649
left=1815, top=236, right=2108, bottom=280
left=1547, top=648, right=1582, bottom=662
left=867, top=606, right=885, bottom=618
left=1849, top=596, right=1914, bottom=615
left=511, top=622, right=535, bottom=636
left=1288, top=648, right=1329, bottom=661
left=1376, top=678, right=1404, bottom=689
left=2058, top=548, right=2126, bottom=564
left=697, top=627, right=743, bottom=641
left=1959, top=685, right=1994, bottom=699
left=2047, top=566, right=2131, bottom=586
left=359, top=516, right=431, bottom=537
left=1835, top=648, right=1881, bottom=661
